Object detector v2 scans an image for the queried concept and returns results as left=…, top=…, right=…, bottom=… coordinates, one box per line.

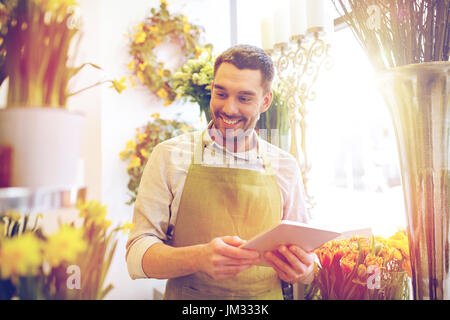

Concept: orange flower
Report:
left=317, top=249, right=332, bottom=268
left=365, top=253, right=384, bottom=269
left=402, top=259, right=412, bottom=278
left=340, top=253, right=357, bottom=274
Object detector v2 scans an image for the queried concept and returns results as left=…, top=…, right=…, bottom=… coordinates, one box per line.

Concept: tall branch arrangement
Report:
left=333, top=0, right=450, bottom=71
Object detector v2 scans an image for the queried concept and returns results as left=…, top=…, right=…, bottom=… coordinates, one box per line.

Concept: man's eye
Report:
left=215, top=92, right=226, bottom=98
left=238, top=96, right=251, bottom=103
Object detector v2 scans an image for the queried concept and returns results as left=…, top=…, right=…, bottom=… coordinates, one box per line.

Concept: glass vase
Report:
left=378, top=62, right=450, bottom=299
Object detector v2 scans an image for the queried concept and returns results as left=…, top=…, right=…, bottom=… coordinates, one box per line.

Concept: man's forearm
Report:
left=142, top=242, right=205, bottom=279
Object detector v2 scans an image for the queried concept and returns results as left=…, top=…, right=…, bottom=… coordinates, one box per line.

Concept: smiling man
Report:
left=126, top=44, right=314, bottom=300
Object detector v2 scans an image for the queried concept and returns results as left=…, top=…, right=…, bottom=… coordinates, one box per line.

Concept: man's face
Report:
left=210, top=62, right=272, bottom=140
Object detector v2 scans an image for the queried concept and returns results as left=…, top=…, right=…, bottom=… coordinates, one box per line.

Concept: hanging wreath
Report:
left=128, top=0, right=212, bottom=106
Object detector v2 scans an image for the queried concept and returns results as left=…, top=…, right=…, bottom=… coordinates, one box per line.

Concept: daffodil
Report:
left=77, top=200, right=108, bottom=226
left=0, top=233, right=43, bottom=278
left=43, top=225, right=87, bottom=267
left=121, top=222, right=135, bottom=235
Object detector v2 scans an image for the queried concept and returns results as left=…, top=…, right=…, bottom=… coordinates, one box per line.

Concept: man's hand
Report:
left=198, top=236, right=261, bottom=281
left=264, top=245, right=315, bottom=284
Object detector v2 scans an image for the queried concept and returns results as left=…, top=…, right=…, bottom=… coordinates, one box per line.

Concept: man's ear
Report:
left=260, top=90, right=273, bottom=113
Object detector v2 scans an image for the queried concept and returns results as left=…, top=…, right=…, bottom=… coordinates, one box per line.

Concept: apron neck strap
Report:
left=192, top=129, right=273, bottom=172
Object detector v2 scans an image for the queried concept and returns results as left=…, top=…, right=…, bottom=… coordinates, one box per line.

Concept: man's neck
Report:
left=208, top=123, right=257, bottom=153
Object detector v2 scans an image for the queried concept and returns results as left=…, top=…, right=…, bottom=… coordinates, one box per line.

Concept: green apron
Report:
left=163, top=130, right=283, bottom=300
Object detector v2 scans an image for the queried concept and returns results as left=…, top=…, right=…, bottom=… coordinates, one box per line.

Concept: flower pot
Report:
left=377, top=62, right=450, bottom=299
left=0, top=108, right=84, bottom=188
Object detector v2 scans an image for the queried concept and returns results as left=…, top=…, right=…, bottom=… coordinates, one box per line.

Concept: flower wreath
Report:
left=128, top=0, right=211, bottom=106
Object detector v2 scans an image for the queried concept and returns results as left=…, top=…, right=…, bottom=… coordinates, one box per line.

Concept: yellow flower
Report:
left=157, top=88, right=168, bottom=99
left=43, top=225, right=87, bottom=267
left=163, top=99, right=172, bottom=107
left=157, top=69, right=165, bottom=77
left=151, top=113, right=160, bottom=119
left=100, top=219, right=112, bottom=230
left=137, top=133, right=148, bottom=143
left=161, top=0, right=168, bottom=6
left=121, top=222, right=135, bottom=235
left=149, top=26, right=158, bottom=33
left=127, top=60, right=135, bottom=71
left=126, top=139, right=136, bottom=150
left=195, top=46, right=203, bottom=57
left=119, top=149, right=129, bottom=160
left=183, top=23, right=191, bottom=34
left=127, top=155, right=141, bottom=170
left=110, top=77, right=127, bottom=94
left=137, top=71, right=145, bottom=83
left=357, top=264, right=366, bottom=279
left=140, top=148, right=149, bottom=158
left=0, top=233, right=42, bottom=278
left=76, top=200, right=108, bottom=226
left=134, top=22, right=145, bottom=32
left=134, top=31, right=146, bottom=44
left=139, top=61, right=148, bottom=71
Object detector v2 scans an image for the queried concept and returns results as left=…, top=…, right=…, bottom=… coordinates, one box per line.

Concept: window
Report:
left=235, top=0, right=407, bottom=236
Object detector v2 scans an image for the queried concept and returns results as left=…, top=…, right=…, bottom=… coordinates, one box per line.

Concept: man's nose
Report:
left=222, top=97, right=239, bottom=116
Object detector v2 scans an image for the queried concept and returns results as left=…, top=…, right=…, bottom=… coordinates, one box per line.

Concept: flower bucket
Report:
left=0, top=108, right=84, bottom=188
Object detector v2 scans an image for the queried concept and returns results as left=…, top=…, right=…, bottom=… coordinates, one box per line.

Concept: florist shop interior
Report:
left=0, top=0, right=448, bottom=300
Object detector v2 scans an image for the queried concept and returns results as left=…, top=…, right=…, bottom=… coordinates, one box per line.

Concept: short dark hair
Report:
left=214, top=44, right=274, bottom=93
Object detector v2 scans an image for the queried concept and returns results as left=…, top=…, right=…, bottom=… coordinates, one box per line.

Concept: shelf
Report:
left=0, top=185, right=86, bottom=215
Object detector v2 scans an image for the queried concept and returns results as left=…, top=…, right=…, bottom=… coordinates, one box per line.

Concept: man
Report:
left=126, top=44, right=314, bottom=300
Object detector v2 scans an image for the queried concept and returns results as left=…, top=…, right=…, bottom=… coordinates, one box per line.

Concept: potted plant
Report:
left=0, top=0, right=124, bottom=188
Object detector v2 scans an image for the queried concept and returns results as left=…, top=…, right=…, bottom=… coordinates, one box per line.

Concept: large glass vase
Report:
left=378, top=62, right=449, bottom=299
